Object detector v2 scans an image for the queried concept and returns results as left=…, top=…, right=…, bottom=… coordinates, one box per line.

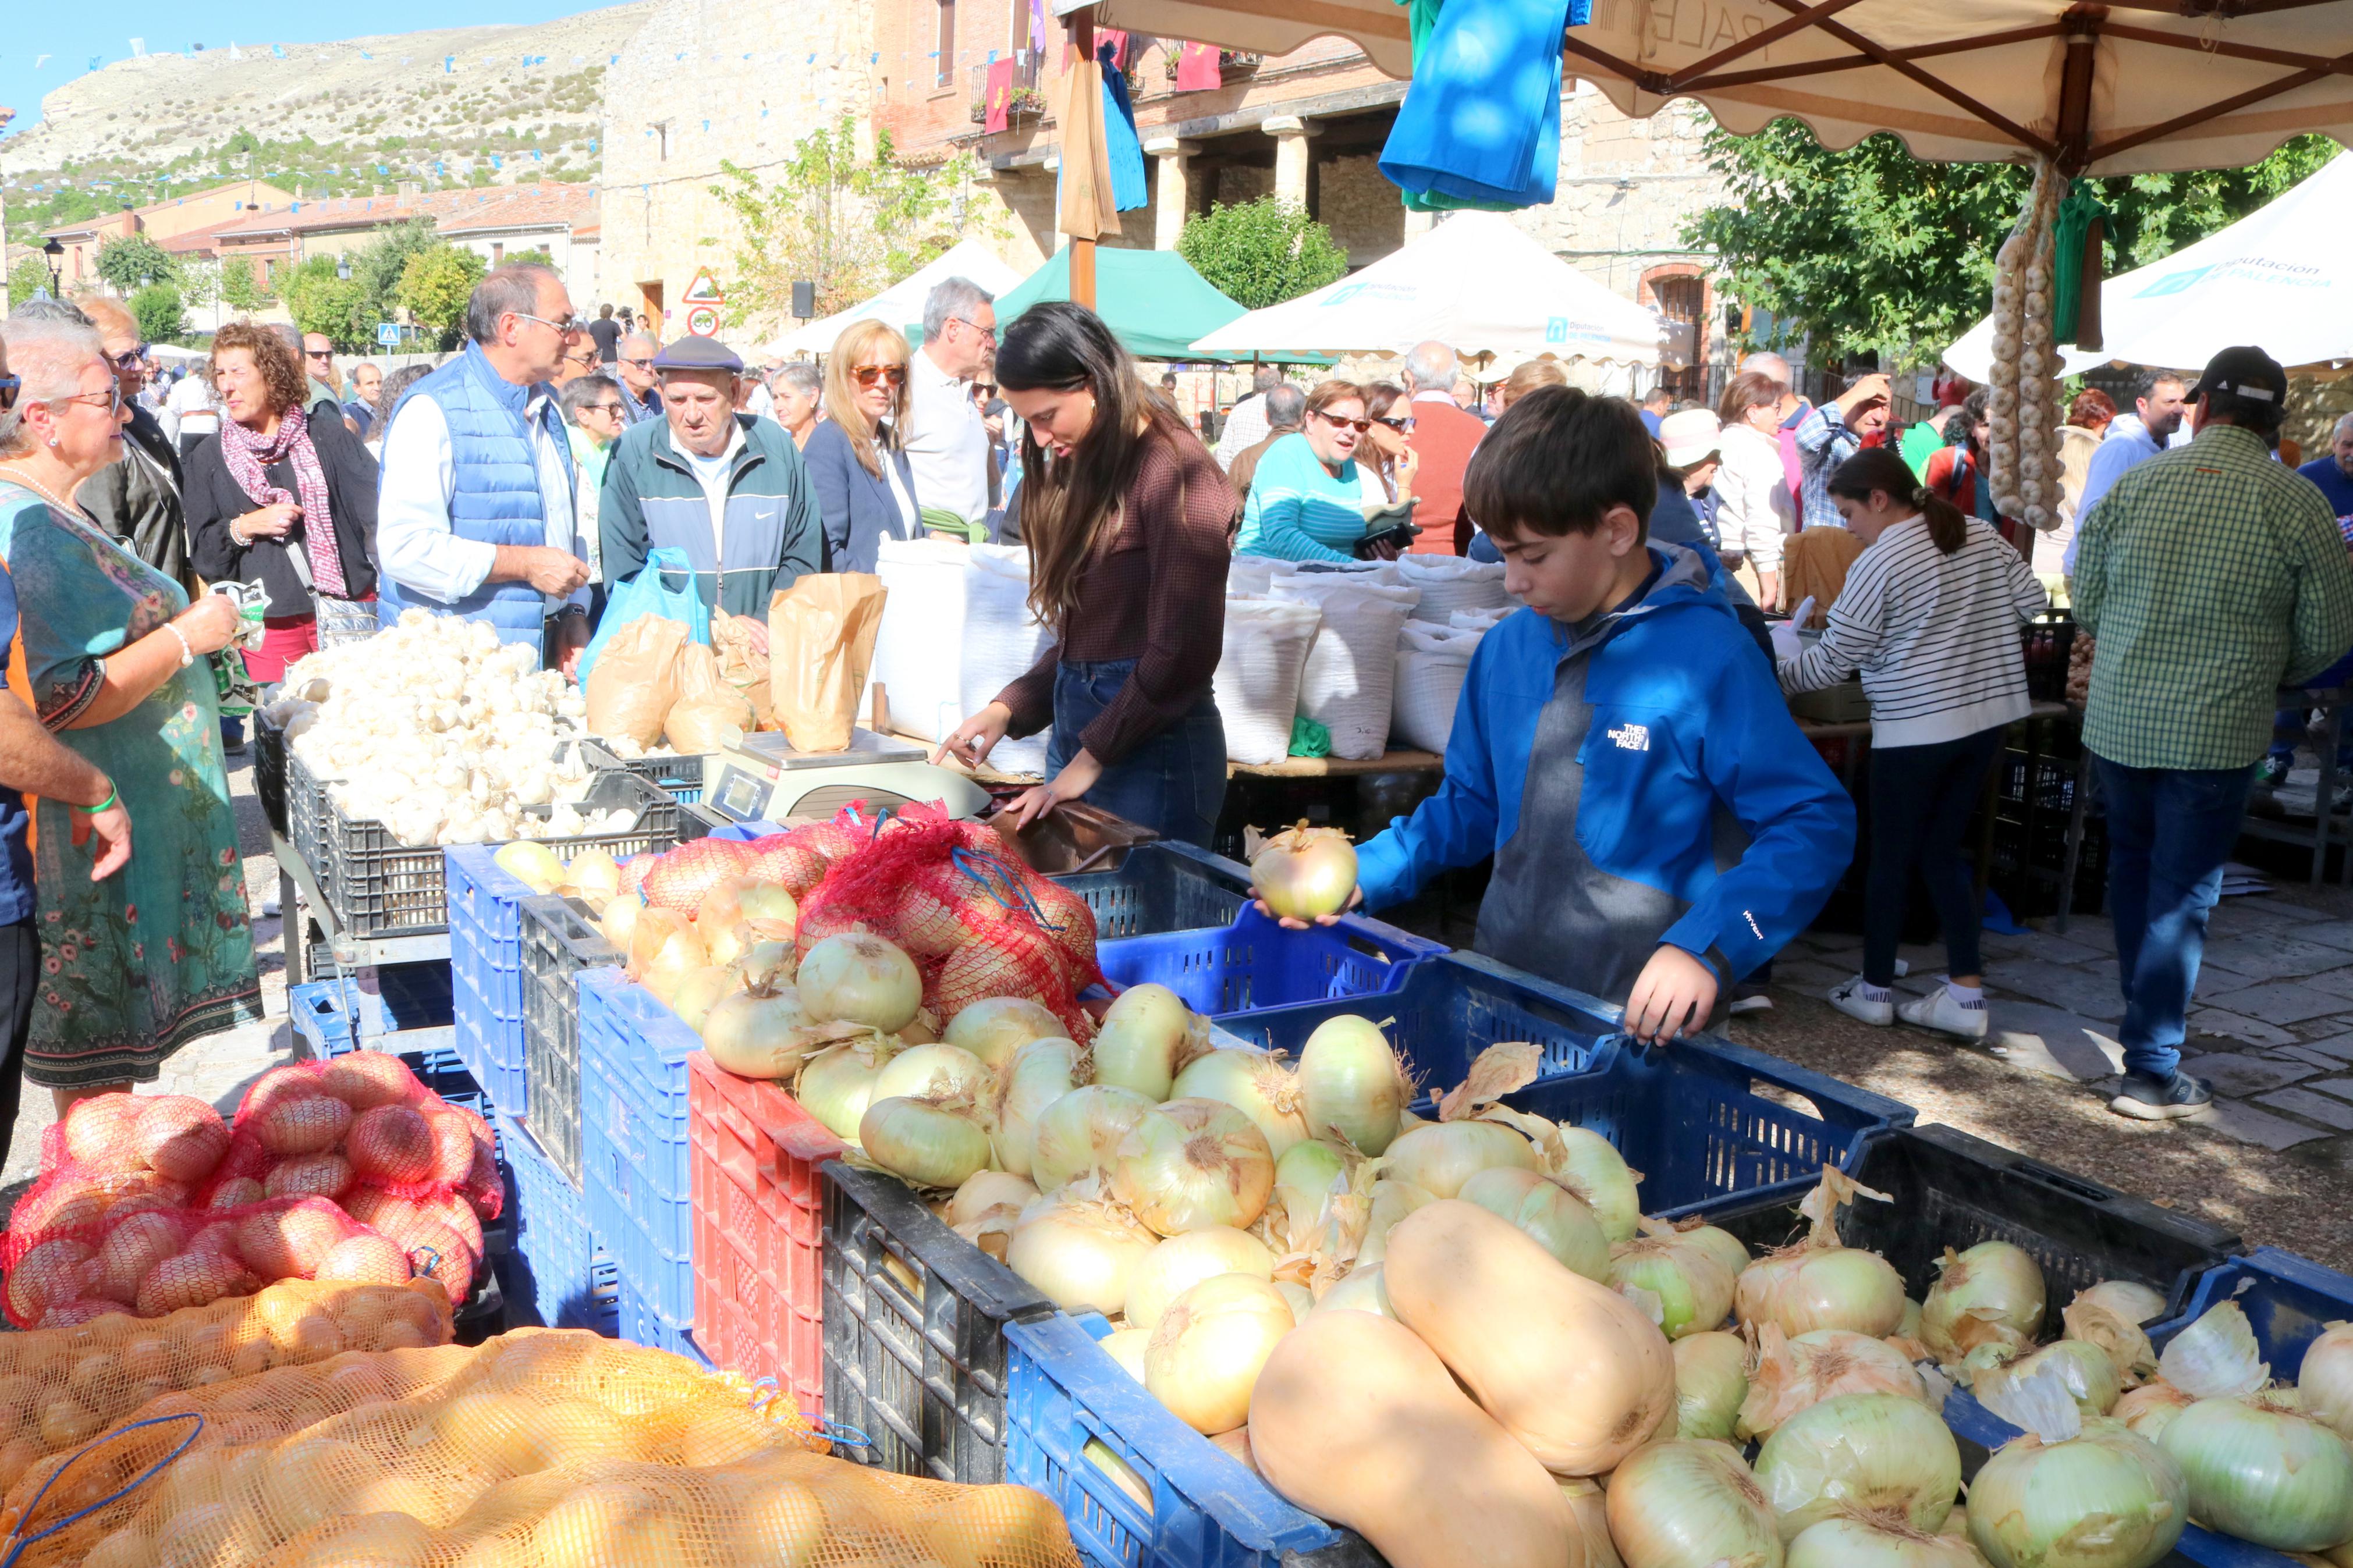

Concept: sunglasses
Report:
left=109, top=349, right=150, bottom=371
left=851, top=365, right=907, bottom=388
left=1374, top=415, right=1412, bottom=431
left=1316, top=411, right=1372, bottom=434
left=0, top=376, right=17, bottom=411
left=620, top=357, right=654, bottom=370
left=585, top=403, right=625, bottom=415
left=304, top=349, right=333, bottom=362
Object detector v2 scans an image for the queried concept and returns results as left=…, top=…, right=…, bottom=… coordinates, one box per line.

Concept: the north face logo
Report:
left=1607, top=723, right=1649, bottom=752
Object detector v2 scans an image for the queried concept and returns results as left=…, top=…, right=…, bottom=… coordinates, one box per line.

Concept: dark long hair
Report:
left=996, top=302, right=1194, bottom=632
left=1830, top=447, right=1969, bottom=555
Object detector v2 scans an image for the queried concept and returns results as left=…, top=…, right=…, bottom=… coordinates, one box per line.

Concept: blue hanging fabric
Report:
left=576, top=547, right=711, bottom=687
left=1381, top=0, right=1572, bottom=210
left=1099, top=42, right=1149, bottom=213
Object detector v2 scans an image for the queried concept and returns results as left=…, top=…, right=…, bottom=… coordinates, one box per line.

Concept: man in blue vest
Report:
left=375, top=263, right=595, bottom=670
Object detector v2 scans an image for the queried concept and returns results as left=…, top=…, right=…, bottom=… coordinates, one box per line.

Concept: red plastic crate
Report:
left=687, top=1050, right=842, bottom=1416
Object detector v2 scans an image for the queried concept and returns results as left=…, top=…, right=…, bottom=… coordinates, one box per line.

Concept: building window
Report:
left=936, top=0, right=956, bottom=87
left=1648, top=272, right=1706, bottom=404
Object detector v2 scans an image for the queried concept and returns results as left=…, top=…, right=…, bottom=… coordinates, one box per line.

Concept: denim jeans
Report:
left=1045, top=658, right=1227, bottom=849
left=2269, top=646, right=2353, bottom=766
left=2095, top=756, right=2258, bottom=1078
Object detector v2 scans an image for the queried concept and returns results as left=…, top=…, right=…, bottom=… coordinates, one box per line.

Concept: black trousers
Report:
left=1864, top=727, right=2004, bottom=987
left=0, top=916, right=38, bottom=1172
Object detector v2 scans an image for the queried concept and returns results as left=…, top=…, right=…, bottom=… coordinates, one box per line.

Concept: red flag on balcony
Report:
left=1175, top=42, right=1221, bottom=91
left=984, top=56, right=1016, bottom=133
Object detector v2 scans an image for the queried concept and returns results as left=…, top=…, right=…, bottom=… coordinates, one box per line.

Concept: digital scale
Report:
left=698, top=728, right=995, bottom=826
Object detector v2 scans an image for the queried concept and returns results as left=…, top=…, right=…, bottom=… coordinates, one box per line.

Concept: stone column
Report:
left=1144, top=137, right=1197, bottom=251
left=1263, top=115, right=1314, bottom=208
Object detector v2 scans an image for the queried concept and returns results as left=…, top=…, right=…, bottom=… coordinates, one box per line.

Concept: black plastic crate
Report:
left=254, top=710, right=290, bottom=835
left=286, top=749, right=338, bottom=899
left=820, top=1160, right=1056, bottom=1485
left=325, top=771, right=679, bottom=938
left=1997, top=750, right=2080, bottom=817
left=520, top=893, right=619, bottom=1187
left=1052, top=840, right=1257, bottom=939
left=1697, top=1124, right=2241, bottom=1325
left=583, top=739, right=706, bottom=805
left=2020, top=611, right=2076, bottom=704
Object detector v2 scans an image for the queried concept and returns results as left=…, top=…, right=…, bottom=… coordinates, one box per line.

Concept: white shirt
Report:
left=1216, top=393, right=1270, bottom=468
left=682, top=425, right=746, bottom=561
left=744, top=382, right=774, bottom=419
left=376, top=390, right=589, bottom=614
left=1715, top=422, right=1797, bottom=571
left=903, top=346, right=990, bottom=525
left=881, top=450, right=920, bottom=535
left=167, top=375, right=219, bottom=441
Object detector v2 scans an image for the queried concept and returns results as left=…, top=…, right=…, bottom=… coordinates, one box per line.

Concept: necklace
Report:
left=0, top=463, right=85, bottom=519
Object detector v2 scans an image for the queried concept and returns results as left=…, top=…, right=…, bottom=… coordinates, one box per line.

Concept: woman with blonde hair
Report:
left=1500, top=358, right=1568, bottom=408
left=803, top=319, right=922, bottom=573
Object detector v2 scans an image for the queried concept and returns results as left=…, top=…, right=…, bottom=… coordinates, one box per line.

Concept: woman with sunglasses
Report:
left=935, top=303, right=1235, bottom=847
left=1233, top=380, right=1380, bottom=562
left=0, top=314, right=258, bottom=1112
left=76, top=296, right=196, bottom=594
left=803, top=321, right=922, bottom=573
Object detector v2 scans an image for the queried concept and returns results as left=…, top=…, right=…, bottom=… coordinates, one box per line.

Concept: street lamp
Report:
left=40, top=237, right=63, bottom=298
left=336, top=258, right=351, bottom=281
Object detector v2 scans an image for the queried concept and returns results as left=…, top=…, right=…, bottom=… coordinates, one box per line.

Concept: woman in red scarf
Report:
left=186, top=323, right=379, bottom=686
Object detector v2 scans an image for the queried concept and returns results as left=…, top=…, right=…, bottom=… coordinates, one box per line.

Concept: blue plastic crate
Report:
left=581, top=1046, right=697, bottom=1326
left=577, top=969, right=698, bottom=1313
left=1005, top=1312, right=1357, bottom=1568
left=495, top=1105, right=619, bottom=1334
left=617, top=1274, right=698, bottom=1358
left=288, top=977, right=462, bottom=1078
left=446, top=845, right=533, bottom=1107
left=1049, top=841, right=1257, bottom=941
left=1095, top=906, right=1444, bottom=1018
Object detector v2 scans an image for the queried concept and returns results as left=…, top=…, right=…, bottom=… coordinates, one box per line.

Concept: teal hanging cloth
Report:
left=1383, top=0, right=1581, bottom=211
left=2052, top=178, right=2110, bottom=347
left=1099, top=41, right=1149, bottom=213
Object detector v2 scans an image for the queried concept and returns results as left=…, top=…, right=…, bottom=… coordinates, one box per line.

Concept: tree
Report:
left=283, top=257, right=374, bottom=353
left=505, top=247, right=556, bottom=271
left=178, top=258, right=224, bottom=322
left=397, top=243, right=488, bottom=349
left=1685, top=122, right=2338, bottom=367
left=1177, top=197, right=1349, bottom=310
left=7, top=258, right=54, bottom=310
left=129, top=284, right=186, bottom=346
left=220, top=256, right=271, bottom=314
left=95, top=234, right=179, bottom=294
left=347, top=220, right=443, bottom=328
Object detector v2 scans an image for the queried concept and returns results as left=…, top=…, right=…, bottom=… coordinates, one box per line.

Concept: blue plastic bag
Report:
left=576, top=546, right=710, bottom=687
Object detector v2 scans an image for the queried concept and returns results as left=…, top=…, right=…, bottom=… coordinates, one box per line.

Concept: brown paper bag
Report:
left=711, top=608, right=775, bottom=730
left=664, top=642, right=758, bottom=754
left=584, top=614, right=688, bottom=748
left=768, top=573, right=888, bottom=752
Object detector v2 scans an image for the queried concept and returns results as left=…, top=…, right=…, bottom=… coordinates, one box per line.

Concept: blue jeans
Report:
left=2270, top=646, right=2353, bottom=766
left=2095, top=756, right=2258, bottom=1078
left=1045, top=658, right=1227, bottom=849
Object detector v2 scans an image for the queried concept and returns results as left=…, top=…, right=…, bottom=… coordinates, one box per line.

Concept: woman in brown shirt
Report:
left=936, top=303, right=1236, bottom=846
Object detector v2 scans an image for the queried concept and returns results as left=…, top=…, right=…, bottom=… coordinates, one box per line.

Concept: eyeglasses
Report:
left=304, top=348, right=334, bottom=362
left=51, top=384, right=125, bottom=415
left=620, top=357, right=654, bottom=370
left=0, top=376, right=17, bottom=411
left=1315, top=411, right=1372, bottom=434
left=509, top=311, right=569, bottom=335
left=109, top=349, right=150, bottom=372
left=851, top=365, right=907, bottom=388
left=947, top=315, right=995, bottom=339
left=585, top=403, right=625, bottom=416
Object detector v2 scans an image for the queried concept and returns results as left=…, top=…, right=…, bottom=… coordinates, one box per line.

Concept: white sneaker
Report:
left=1898, top=987, right=1989, bottom=1040
left=1828, top=976, right=1894, bottom=1026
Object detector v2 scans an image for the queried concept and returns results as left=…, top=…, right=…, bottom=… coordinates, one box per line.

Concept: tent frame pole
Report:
left=1066, top=5, right=1098, bottom=310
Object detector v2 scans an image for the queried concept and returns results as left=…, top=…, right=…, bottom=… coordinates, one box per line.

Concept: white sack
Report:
left=1213, top=597, right=1323, bottom=765
left=1395, top=555, right=1510, bottom=624
left=1270, top=576, right=1421, bottom=760
left=1450, top=605, right=1516, bottom=632
left=1392, top=623, right=1485, bottom=753
left=961, top=545, right=1055, bottom=776
left=1226, top=556, right=1296, bottom=597
left=864, top=538, right=974, bottom=741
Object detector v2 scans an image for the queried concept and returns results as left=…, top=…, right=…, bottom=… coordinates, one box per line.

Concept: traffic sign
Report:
left=681, top=268, right=726, bottom=306
left=685, top=304, right=721, bottom=337
left=377, top=322, right=400, bottom=346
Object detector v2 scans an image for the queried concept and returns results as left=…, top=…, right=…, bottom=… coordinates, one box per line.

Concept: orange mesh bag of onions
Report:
left=0, top=1278, right=453, bottom=1501
left=0, top=1329, right=1082, bottom=1568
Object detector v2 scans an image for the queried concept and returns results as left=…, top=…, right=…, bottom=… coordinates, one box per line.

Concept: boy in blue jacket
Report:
left=1295, top=386, right=1855, bottom=1042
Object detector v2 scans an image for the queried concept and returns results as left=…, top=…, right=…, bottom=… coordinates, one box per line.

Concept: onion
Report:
left=1275, top=1280, right=1312, bottom=1324
left=1170, top=1050, right=1310, bottom=1160
left=1009, top=1190, right=1162, bottom=1314
left=1456, top=1167, right=1609, bottom=1281
left=1972, top=1421, right=2186, bottom=1568
left=663, top=964, right=744, bottom=1032
left=601, top=893, right=643, bottom=952
left=1556, top=1477, right=1622, bottom=1568
left=2117, top=1380, right=2196, bottom=1442
left=699, top=980, right=816, bottom=1079
left=1672, top=1330, right=1750, bottom=1442
left=1145, top=1272, right=1296, bottom=1434
left=1124, top=1226, right=1275, bottom=1335
left=795, top=1036, right=901, bottom=1144
left=1921, top=1243, right=2046, bottom=1361
left=1737, top=1245, right=1909, bottom=1339
left=871, top=1043, right=991, bottom=1106
left=1348, top=1178, right=1433, bottom=1270
left=991, top=1038, right=1081, bottom=1178
left=2159, top=1395, right=2353, bottom=1550
left=2305, top=1322, right=2353, bottom=1438
left=1114, top=1098, right=1275, bottom=1235
left=1605, top=1439, right=1780, bottom=1568
left=2158, top=1300, right=2267, bottom=1399
left=1030, top=1085, right=1154, bottom=1193
left=1099, top=1327, right=1149, bottom=1382
left=1673, top=1222, right=1751, bottom=1282
left=797, top=933, right=922, bottom=1032
left=629, top=908, right=707, bottom=985
left=1271, top=1139, right=1354, bottom=1253
left=1980, top=1338, right=2121, bottom=1417
left=945, top=1170, right=1038, bottom=1249
left=738, top=937, right=796, bottom=990
left=1548, top=1126, right=1639, bottom=1242
left=1609, top=1234, right=1736, bottom=1340
left=1312, top=1264, right=1393, bottom=1318
left=2075, top=1279, right=2167, bottom=1327
left=859, top=1096, right=992, bottom=1189
left=1379, top=1120, right=1536, bottom=1200
left=1755, top=1391, right=1961, bottom=1538
left=1738, top=1325, right=1925, bottom=1440
left=943, top=997, right=1066, bottom=1071
left=2063, top=1298, right=2158, bottom=1390
left=1092, top=984, right=1202, bottom=1100
left=698, top=876, right=798, bottom=937
left=1250, top=823, right=1359, bottom=920
left=1790, top=1517, right=1989, bottom=1567
left=1295, top=1015, right=1405, bottom=1155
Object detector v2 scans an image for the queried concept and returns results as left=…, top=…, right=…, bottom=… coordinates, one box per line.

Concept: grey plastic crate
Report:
left=520, top=893, right=620, bottom=1186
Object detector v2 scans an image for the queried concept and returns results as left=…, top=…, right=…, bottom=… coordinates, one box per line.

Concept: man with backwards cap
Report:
left=599, top=336, right=824, bottom=650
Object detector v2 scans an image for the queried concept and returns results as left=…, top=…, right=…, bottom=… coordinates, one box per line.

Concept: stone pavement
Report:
left=1774, top=879, right=2353, bottom=1156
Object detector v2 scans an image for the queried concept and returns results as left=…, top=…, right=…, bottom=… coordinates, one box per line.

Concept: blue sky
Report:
left=0, top=3, right=597, bottom=144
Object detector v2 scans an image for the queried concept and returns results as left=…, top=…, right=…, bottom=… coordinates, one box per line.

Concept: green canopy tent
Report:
left=991, top=248, right=1330, bottom=364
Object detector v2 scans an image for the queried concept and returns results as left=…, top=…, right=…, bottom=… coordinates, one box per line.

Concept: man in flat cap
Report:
left=599, top=336, right=824, bottom=648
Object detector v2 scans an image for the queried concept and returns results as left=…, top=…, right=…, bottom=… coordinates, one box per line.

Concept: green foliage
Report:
left=396, top=244, right=488, bottom=349
left=504, top=247, right=555, bottom=271
left=1177, top=198, right=1349, bottom=310
left=176, top=258, right=223, bottom=314
left=95, top=234, right=178, bottom=293
left=1686, top=123, right=2341, bottom=365
left=283, top=258, right=375, bottom=353
left=129, top=284, right=186, bottom=346
left=7, top=257, right=54, bottom=310
left=220, top=255, right=272, bottom=312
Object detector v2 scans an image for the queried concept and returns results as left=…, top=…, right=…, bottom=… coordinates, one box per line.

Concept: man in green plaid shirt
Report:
left=2075, top=346, right=2353, bottom=1121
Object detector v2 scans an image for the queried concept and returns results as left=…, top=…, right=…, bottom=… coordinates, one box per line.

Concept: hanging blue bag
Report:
left=576, top=546, right=710, bottom=687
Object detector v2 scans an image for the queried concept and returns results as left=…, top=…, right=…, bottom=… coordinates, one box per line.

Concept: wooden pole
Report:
left=1067, top=6, right=1097, bottom=309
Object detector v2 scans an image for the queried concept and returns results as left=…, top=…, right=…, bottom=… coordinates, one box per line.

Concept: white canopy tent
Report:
left=1187, top=212, right=1663, bottom=369
left=1946, top=153, right=2353, bottom=382
left=761, top=241, right=1025, bottom=360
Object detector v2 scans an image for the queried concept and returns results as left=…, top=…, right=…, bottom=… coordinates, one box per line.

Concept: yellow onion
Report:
left=1755, top=1391, right=1961, bottom=1538
left=1980, top=1339, right=2121, bottom=1418
left=1311, top=1264, right=1393, bottom=1319
left=1610, top=1233, right=1737, bottom=1340
left=1271, top=1139, right=1354, bottom=1252
left=1274, top=1280, right=1312, bottom=1324
left=1170, top=1049, right=1311, bottom=1160
left=1379, top=1120, right=1536, bottom=1200
left=567, top=846, right=622, bottom=908
left=1124, top=1226, right=1275, bottom=1336
left=2305, top=1322, right=2353, bottom=1438
left=663, top=964, right=746, bottom=1032
left=1295, top=1015, right=1405, bottom=1155
left=600, top=892, right=643, bottom=952
left=629, top=908, right=708, bottom=986
left=1030, top=1085, right=1154, bottom=1193
left=795, top=1035, right=902, bottom=1145
left=1557, top=1477, right=1623, bottom=1568
left=1737, top=1245, right=1909, bottom=1339
left=1348, top=1178, right=1433, bottom=1270
left=2116, top=1380, right=2196, bottom=1443
left=1006, top=1191, right=1160, bottom=1315
left=699, top=979, right=816, bottom=1079
left=1738, top=1325, right=1925, bottom=1440
left=1098, top=1327, right=1149, bottom=1382
left=1921, top=1243, right=2046, bottom=1361
left=2159, top=1394, right=2353, bottom=1551
left=1604, top=1439, right=1780, bottom=1568
left=1456, top=1166, right=1609, bottom=1281
left=1250, top=823, right=1359, bottom=920
left=1673, top=1222, right=1751, bottom=1282
left=1790, top=1517, right=1989, bottom=1567
left=2063, top=1298, right=2158, bottom=1390
left=1092, top=984, right=1201, bottom=1100
left=859, top=1096, right=992, bottom=1189
left=943, top=997, right=1066, bottom=1071
left=1672, top=1330, right=1751, bottom=1442
left=797, top=933, right=922, bottom=1032
left=2158, top=1301, right=2267, bottom=1400
left=1972, top=1360, right=2187, bottom=1568
left=738, top=937, right=796, bottom=990
left=1114, top=1098, right=1275, bottom=1235
left=697, top=876, right=798, bottom=938
left=991, top=1038, right=1081, bottom=1178
left=2075, top=1279, right=2167, bottom=1327
left=1548, top=1126, right=1640, bottom=1242
left=1145, top=1273, right=1296, bottom=1434
left=945, top=1170, right=1038, bottom=1250
left=872, top=1043, right=991, bottom=1105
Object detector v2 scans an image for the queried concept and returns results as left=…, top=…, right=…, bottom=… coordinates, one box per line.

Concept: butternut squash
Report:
left=1248, top=1309, right=1582, bottom=1568
left=1384, top=1198, right=1676, bottom=1476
